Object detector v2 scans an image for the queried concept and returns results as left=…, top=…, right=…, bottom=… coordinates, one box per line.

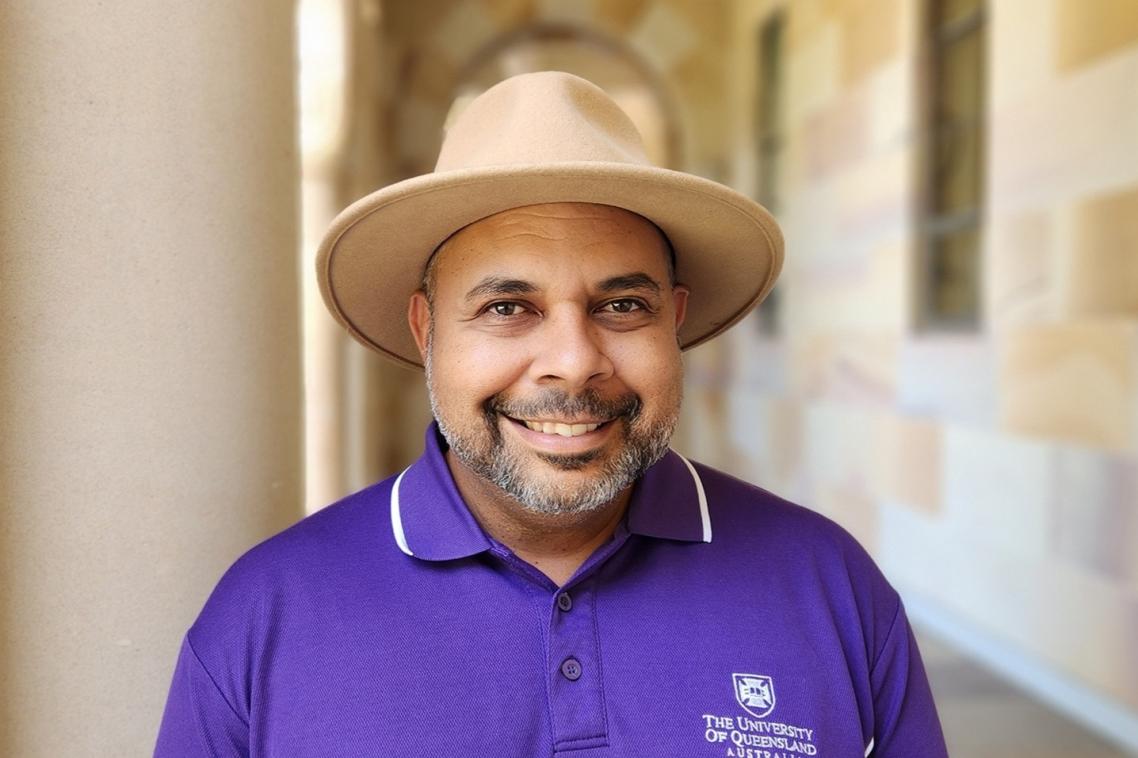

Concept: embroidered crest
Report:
left=732, top=673, right=776, bottom=718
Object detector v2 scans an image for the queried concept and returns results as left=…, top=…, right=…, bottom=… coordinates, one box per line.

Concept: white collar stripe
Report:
left=864, top=737, right=874, bottom=756
left=676, top=453, right=712, bottom=543
left=390, top=467, right=414, bottom=557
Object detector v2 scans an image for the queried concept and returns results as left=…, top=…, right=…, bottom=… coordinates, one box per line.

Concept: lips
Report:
left=488, top=390, right=639, bottom=442
left=517, top=419, right=604, bottom=437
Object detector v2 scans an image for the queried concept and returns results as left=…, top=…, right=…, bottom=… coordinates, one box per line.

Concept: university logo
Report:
left=732, top=673, right=776, bottom=719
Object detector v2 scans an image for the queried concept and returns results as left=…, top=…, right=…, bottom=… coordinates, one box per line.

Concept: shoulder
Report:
left=219, top=475, right=398, bottom=588
left=686, top=460, right=905, bottom=669
left=185, top=475, right=400, bottom=652
left=695, top=461, right=868, bottom=559
left=690, top=460, right=900, bottom=618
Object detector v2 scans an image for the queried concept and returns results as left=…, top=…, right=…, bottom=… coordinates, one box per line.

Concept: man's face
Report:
left=409, top=202, right=689, bottom=517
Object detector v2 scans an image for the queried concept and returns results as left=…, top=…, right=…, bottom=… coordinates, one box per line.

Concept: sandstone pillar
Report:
left=0, top=2, right=303, bottom=754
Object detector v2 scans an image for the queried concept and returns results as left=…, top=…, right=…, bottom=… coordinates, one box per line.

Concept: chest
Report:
left=247, top=560, right=875, bottom=757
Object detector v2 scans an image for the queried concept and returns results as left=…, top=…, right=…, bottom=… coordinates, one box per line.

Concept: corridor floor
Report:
left=917, top=629, right=1135, bottom=757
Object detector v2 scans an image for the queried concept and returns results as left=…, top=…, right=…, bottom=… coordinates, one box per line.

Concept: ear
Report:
left=671, top=285, right=690, bottom=331
left=408, top=290, right=432, bottom=362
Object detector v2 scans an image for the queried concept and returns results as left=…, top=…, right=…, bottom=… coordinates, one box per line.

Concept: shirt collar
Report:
left=390, top=422, right=712, bottom=561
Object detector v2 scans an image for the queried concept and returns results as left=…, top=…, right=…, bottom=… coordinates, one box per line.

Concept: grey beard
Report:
left=425, top=348, right=677, bottom=516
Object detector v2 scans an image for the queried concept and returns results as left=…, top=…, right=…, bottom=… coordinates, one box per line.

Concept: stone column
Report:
left=0, top=2, right=303, bottom=755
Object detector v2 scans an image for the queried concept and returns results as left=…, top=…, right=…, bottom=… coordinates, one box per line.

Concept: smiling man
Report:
left=156, top=73, right=948, bottom=757
left=409, top=203, right=688, bottom=586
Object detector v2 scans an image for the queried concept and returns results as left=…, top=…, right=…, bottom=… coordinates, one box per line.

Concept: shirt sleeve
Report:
left=868, top=600, right=949, bottom=757
left=154, top=635, right=250, bottom=758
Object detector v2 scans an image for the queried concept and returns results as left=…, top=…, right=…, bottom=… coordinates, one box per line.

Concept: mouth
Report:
left=486, top=390, right=638, bottom=451
left=511, top=418, right=609, bottom=438
left=499, top=414, right=615, bottom=458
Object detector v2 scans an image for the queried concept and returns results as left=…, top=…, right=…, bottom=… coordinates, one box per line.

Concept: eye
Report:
left=599, top=298, right=645, bottom=314
left=485, top=301, right=526, bottom=317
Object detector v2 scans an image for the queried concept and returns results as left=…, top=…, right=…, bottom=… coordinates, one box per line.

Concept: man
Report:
left=156, top=72, right=948, bottom=756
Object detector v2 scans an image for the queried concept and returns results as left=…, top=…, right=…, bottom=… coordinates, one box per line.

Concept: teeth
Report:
left=522, top=420, right=601, bottom=437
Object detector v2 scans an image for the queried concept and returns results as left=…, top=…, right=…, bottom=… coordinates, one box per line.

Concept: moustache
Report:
left=487, top=388, right=641, bottom=424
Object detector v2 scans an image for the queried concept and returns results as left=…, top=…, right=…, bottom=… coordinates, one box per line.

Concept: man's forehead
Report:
left=452, top=202, right=661, bottom=245
left=427, top=202, right=674, bottom=288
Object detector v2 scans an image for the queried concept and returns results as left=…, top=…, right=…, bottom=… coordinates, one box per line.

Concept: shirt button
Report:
left=556, top=593, right=573, bottom=612
left=560, top=657, right=582, bottom=681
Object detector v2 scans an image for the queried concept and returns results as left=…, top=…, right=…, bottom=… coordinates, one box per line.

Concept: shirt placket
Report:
left=490, top=528, right=631, bottom=754
left=547, top=577, right=607, bottom=752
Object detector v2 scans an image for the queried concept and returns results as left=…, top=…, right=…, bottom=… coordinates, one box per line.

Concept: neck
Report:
left=445, top=450, right=630, bottom=586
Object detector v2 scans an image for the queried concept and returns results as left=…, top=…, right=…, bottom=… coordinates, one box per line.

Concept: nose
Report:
left=528, top=308, right=614, bottom=388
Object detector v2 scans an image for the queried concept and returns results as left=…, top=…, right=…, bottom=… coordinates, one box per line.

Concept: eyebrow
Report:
left=597, top=272, right=662, bottom=295
left=463, top=271, right=663, bottom=301
left=464, top=277, right=538, bottom=301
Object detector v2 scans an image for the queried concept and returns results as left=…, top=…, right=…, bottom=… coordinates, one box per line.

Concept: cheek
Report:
left=608, top=332, right=684, bottom=393
left=431, top=329, right=530, bottom=400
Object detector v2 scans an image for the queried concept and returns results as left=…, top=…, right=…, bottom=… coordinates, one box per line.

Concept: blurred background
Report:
left=2, top=0, right=1136, bottom=755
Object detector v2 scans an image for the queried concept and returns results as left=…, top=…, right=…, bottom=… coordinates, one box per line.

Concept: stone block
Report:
left=873, top=415, right=943, bottom=515
left=395, top=96, right=447, bottom=172
left=802, top=87, right=869, bottom=180
left=402, top=48, right=458, bottom=103
left=1055, top=0, right=1138, bottom=73
left=836, top=0, right=901, bottom=86
left=671, top=53, right=728, bottom=168
left=832, top=143, right=910, bottom=243
left=867, top=60, right=911, bottom=151
left=942, top=425, right=1056, bottom=559
left=989, top=0, right=1055, bottom=103
left=593, top=0, right=651, bottom=34
left=1053, top=445, right=1138, bottom=583
left=430, top=2, right=500, bottom=65
left=629, top=3, right=699, bottom=72
left=801, top=403, right=882, bottom=511
left=664, top=0, right=730, bottom=48
left=724, top=388, right=770, bottom=480
left=786, top=0, right=836, bottom=52
left=789, top=333, right=899, bottom=407
left=878, top=499, right=956, bottom=599
left=881, top=505, right=1137, bottom=710
left=676, top=382, right=732, bottom=468
left=790, top=241, right=906, bottom=333
left=989, top=48, right=1138, bottom=215
left=999, top=321, right=1137, bottom=451
left=725, top=389, right=804, bottom=495
left=785, top=16, right=841, bottom=126
left=897, top=337, right=997, bottom=425
left=534, top=0, right=597, bottom=25
left=480, top=0, right=533, bottom=26
left=1027, top=561, right=1136, bottom=710
left=814, top=482, right=880, bottom=554
left=778, top=181, right=839, bottom=277
left=1058, top=185, right=1138, bottom=318
left=1122, top=602, right=1138, bottom=706
left=987, top=211, right=1056, bottom=329
left=723, top=317, right=789, bottom=393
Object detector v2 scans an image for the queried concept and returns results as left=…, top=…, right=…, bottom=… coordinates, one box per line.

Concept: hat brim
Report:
left=316, top=162, right=784, bottom=369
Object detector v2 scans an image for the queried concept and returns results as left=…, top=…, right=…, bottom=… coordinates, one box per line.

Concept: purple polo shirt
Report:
left=156, top=423, right=947, bottom=757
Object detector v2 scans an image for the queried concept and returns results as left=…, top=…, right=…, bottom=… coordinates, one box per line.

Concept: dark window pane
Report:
left=928, top=227, right=981, bottom=324
left=932, top=120, right=982, bottom=214
left=936, top=0, right=983, bottom=28
left=756, top=12, right=785, bottom=336
left=921, top=0, right=985, bottom=331
left=756, top=12, right=785, bottom=213
left=937, top=26, right=984, bottom=123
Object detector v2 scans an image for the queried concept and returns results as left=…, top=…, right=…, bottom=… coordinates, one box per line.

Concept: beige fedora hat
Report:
left=316, top=71, right=783, bottom=369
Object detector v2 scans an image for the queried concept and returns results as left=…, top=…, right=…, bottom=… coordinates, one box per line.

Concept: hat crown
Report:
left=435, top=72, right=652, bottom=172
